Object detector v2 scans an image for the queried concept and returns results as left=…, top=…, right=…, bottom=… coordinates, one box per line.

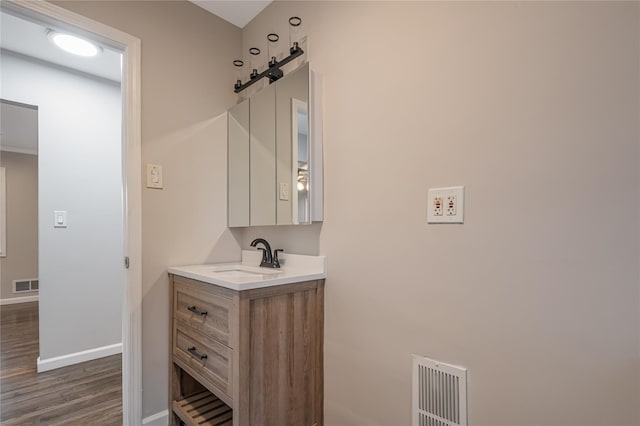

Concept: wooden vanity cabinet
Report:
left=169, top=274, right=325, bottom=426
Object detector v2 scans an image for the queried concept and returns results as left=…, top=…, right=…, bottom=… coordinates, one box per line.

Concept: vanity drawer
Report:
left=173, top=323, right=233, bottom=404
left=173, top=277, right=234, bottom=347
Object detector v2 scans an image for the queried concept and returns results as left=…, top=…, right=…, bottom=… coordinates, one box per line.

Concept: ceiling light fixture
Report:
left=47, top=30, right=100, bottom=57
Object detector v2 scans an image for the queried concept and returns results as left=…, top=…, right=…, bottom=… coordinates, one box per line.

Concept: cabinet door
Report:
left=250, top=84, right=276, bottom=226
left=276, top=63, right=310, bottom=224
left=228, top=99, right=250, bottom=227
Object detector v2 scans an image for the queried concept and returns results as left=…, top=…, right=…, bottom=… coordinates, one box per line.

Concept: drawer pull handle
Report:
left=187, top=306, right=208, bottom=316
left=187, top=346, right=208, bottom=361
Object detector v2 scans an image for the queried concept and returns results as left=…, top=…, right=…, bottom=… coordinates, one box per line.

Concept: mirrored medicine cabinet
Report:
left=228, top=63, right=323, bottom=227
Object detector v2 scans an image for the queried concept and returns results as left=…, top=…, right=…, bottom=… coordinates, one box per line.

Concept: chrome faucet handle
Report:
left=273, top=249, right=284, bottom=268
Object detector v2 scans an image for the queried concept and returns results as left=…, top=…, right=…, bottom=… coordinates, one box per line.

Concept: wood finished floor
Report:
left=0, top=302, right=122, bottom=425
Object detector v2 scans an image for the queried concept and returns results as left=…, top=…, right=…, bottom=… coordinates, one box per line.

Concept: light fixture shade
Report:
left=48, top=31, right=100, bottom=57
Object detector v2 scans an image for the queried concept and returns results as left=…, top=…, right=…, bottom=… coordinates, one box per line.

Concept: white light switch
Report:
left=146, top=164, right=163, bottom=189
left=427, top=186, right=464, bottom=224
left=279, top=182, right=289, bottom=201
left=54, top=210, right=67, bottom=228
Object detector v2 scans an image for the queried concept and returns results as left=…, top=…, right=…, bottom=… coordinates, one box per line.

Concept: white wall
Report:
left=0, top=52, right=124, bottom=360
left=243, top=2, right=640, bottom=425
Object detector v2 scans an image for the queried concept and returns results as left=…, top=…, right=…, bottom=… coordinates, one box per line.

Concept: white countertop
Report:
left=168, top=250, right=327, bottom=291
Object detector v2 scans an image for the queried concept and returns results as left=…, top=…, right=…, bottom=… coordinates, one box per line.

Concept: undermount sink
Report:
left=209, top=265, right=282, bottom=278
left=168, top=250, right=327, bottom=291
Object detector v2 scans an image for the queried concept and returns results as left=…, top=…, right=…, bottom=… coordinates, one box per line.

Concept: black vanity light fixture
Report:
left=233, top=17, right=304, bottom=94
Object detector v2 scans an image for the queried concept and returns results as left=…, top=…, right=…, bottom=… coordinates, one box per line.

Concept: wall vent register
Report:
left=412, top=355, right=468, bottom=426
left=13, top=278, right=39, bottom=293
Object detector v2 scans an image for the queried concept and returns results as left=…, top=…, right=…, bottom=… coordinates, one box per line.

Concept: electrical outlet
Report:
left=446, top=195, right=457, bottom=216
left=433, top=196, right=443, bottom=216
left=428, top=186, right=464, bottom=224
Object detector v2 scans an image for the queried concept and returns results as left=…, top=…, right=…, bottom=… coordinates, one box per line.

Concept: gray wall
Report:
left=0, top=151, right=38, bottom=300
left=1, top=52, right=124, bottom=359
left=242, top=2, right=640, bottom=425
left=53, top=0, right=243, bottom=417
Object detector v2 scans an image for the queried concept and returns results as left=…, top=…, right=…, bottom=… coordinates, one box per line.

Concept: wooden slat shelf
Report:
left=172, top=391, right=233, bottom=426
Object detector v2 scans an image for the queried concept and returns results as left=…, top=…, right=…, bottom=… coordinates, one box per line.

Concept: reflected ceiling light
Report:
left=47, top=30, right=100, bottom=57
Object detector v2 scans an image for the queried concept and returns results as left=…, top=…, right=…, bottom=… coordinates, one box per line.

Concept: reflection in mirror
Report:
left=291, top=98, right=309, bottom=224
left=276, top=63, right=308, bottom=225
left=228, top=62, right=321, bottom=227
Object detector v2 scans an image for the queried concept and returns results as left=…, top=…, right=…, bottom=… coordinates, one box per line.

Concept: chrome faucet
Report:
left=250, top=238, right=283, bottom=268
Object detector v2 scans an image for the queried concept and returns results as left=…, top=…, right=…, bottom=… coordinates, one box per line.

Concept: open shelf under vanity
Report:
left=169, top=272, right=325, bottom=426
left=173, top=390, right=233, bottom=426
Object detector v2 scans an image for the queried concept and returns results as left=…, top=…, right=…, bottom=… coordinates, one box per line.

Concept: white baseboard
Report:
left=142, top=410, right=169, bottom=426
left=0, top=295, right=39, bottom=305
left=37, top=342, right=122, bottom=373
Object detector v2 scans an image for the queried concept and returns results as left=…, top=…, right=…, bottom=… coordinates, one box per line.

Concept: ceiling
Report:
left=0, top=3, right=268, bottom=153
left=0, top=1, right=270, bottom=87
left=0, top=12, right=122, bottom=83
left=190, top=0, right=271, bottom=28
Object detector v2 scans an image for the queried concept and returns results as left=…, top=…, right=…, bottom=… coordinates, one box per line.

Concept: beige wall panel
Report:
left=0, top=152, right=38, bottom=300
left=52, top=1, right=640, bottom=423
left=242, top=2, right=640, bottom=425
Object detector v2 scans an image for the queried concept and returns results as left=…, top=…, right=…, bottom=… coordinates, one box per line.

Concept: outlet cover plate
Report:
left=428, top=186, right=464, bottom=224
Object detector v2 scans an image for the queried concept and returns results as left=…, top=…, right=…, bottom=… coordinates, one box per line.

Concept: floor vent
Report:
left=13, top=278, right=39, bottom=293
left=412, top=355, right=467, bottom=426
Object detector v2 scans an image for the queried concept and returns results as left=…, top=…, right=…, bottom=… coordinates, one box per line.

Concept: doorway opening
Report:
left=0, top=1, right=141, bottom=423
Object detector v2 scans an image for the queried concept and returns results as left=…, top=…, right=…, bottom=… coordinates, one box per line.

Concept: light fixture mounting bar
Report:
left=234, top=45, right=304, bottom=94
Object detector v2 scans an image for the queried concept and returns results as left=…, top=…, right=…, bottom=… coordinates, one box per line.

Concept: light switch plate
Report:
left=427, top=186, right=464, bottom=224
left=146, top=164, right=163, bottom=189
left=54, top=210, right=67, bottom=228
left=279, top=182, right=289, bottom=201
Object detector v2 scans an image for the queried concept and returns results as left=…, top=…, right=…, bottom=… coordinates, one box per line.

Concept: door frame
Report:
left=1, top=0, right=143, bottom=423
